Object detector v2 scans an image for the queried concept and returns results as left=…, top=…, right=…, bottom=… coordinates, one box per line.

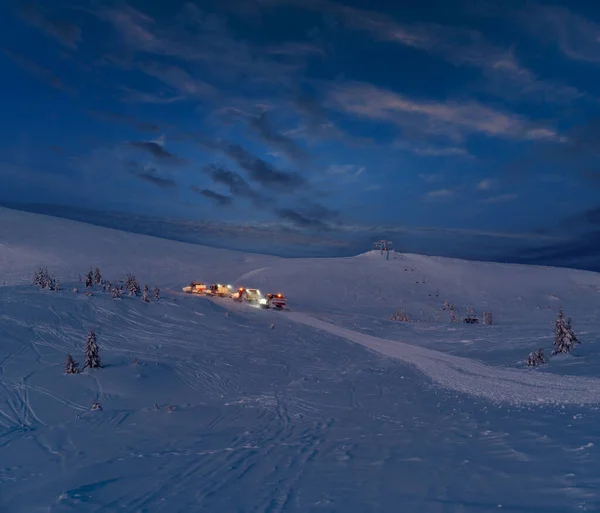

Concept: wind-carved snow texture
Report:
left=286, top=312, right=600, bottom=405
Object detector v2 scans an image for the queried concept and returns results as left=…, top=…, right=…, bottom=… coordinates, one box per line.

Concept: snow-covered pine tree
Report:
left=65, top=353, right=80, bottom=374
left=552, top=308, right=579, bottom=355
left=526, top=348, right=547, bottom=367
left=85, top=270, right=93, bottom=288
left=83, top=329, right=102, bottom=369
left=126, top=273, right=140, bottom=296
left=94, top=267, right=102, bottom=284
left=153, top=286, right=160, bottom=300
left=141, top=285, right=150, bottom=302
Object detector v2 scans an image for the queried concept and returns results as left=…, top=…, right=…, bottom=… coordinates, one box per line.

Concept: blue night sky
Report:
left=1, top=0, right=599, bottom=268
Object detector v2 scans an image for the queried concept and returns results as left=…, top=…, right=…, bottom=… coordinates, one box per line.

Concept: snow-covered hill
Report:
left=1, top=206, right=600, bottom=512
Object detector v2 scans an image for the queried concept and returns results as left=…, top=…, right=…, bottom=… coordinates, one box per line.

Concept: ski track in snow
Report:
left=286, top=312, right=600, bottom=405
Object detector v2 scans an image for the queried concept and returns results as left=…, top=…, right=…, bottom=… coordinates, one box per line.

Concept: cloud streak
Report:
left=264, top=0, right=582, bottom=104
left=3, top=49, right=73, bottom=93
left=325, top=81, right=562, bottom=143
left=128, top=141, right=186, bottom=165
left=223, top=144, right=306, bottom=190
left=190, top=186, right=233, bottom=206
left=18, top=3, right=82, bottom=50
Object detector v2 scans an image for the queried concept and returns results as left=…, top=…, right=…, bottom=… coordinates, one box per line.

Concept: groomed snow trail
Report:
left=286, top=312, right=600, bottom=405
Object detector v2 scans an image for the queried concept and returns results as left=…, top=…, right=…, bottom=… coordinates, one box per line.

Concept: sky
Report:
left=1, top=0, right=600, bottom=268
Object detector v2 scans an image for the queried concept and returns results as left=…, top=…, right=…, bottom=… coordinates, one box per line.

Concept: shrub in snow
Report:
left=153, top=286, right=160, bottom=300
left=552, top=308, right=579, bottom=355
left=65, top=354, right=80, bottom=374
left=83, top=330, right=102, bottom=369
left=111, top=286, right=123, bottom=299
left=482, top=312, right=493, bottom=325
left=94, top=267, right=102, bottom=284
left=526, top=348, right=548, bottom=367
left=85, top=270, right=93, bottom=288
left=91, top=401, right=102, bottom=411
left=141, top=286, right=150, bottom=302
left=126, top=273, right=141, bottom=296
left=390, top=310, right=411, bottom=322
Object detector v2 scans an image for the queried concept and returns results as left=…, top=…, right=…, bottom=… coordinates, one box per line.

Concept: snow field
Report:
left=2, top=206, right=600, bottom=511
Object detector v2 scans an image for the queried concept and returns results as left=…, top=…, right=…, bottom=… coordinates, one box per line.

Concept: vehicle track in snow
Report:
left=286, top=312, right=600, bottom=405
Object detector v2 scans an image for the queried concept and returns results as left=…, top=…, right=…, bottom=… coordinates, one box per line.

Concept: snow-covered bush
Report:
left=483, top=312, right=493, bottom=325
left=126, top=273, right=141, bottom=296
left=94, top=267, right=102, bottom=285
left=65, top=354, right=80, bottom=374
left=142, top=285, right=150, bottom=302
left=83, top=330, right=102, bottom=369
left=390, top=310, right=411, bottom=322
left=526, top=348, right=547, bottom=367
left=552, top=308, right=579, bottom=355
left=153, top=286, right=160, bottom=300
left=111, top=286, right=122, bottom=299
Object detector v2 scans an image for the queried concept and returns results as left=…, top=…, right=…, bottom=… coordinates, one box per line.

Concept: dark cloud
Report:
left=18, top=3, right=82, bottom=50
left=190, top=185, right=233, bottom=206
left=128, top=141, right=186, bottom=165
left=511, top=205, right=600, bottom=271
left=277, top=208, right=329, bottom=229
left=203, top=164, right=262, bottom=201
left=295, top=94, right=327, bottom=128
left=224, top=143, right=305, bottom=190
left=137, top=172, right=177, bottom=189
left=249, top=112, right=307, bottom=163
left=506, top=117, right=600, bottom=185
left=2, top=48, right=73, bottom=93
left=514, top=232, right=600, bottom=271
left=87, top=110, right=162, bottom=134
left=124, top=161, right=178, bottom=190
left=277, top=202, right=338, bottom=229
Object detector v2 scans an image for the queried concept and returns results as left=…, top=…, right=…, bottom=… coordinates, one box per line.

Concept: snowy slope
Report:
left=1, top=206, right=600, bottom=512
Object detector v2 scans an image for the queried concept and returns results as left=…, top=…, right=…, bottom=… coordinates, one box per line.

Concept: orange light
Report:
left=277, top=293, right=282, bottom=297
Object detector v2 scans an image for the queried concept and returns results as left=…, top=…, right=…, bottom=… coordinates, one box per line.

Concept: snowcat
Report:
left=232, top=287, right=262, bottom=303
left=182, top=282, right=207, bottom=294
left=205, top=284, right=233, bottom=297
left=259, top=293, right=287, bottom=310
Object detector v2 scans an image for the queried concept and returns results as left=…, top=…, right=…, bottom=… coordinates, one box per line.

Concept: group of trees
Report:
left=68, top=267, right=160, bottom=302
left=526, top=308, right=580, bottom=367
left=65, top=329, right=102, bottom=374
left=33, top=267, right=59, bottom=291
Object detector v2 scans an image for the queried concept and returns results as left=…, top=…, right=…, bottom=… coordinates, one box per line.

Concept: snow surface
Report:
left=2, top=206, right=600, bottom=512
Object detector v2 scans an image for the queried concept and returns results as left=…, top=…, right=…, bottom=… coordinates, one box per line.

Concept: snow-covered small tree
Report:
left=141, top=285, right=150, bottom=302
left=83, top=329, right=102, bottom=369
left=65, top=353, right=80, bottom=374
left=526, top=348, right=547, bottom=367
left=552, top=308, right=579, bottom=355
left=94, top=267, right=102, bottom=284
left=111, top=285, right=123, bottom=299
left=85, top=270, right=93, bottom=288
left=126, top=273, right=140, bottom=296
left=153, top=286, right=160, bottom=300
left=103, top=279, right=111, bottom=292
